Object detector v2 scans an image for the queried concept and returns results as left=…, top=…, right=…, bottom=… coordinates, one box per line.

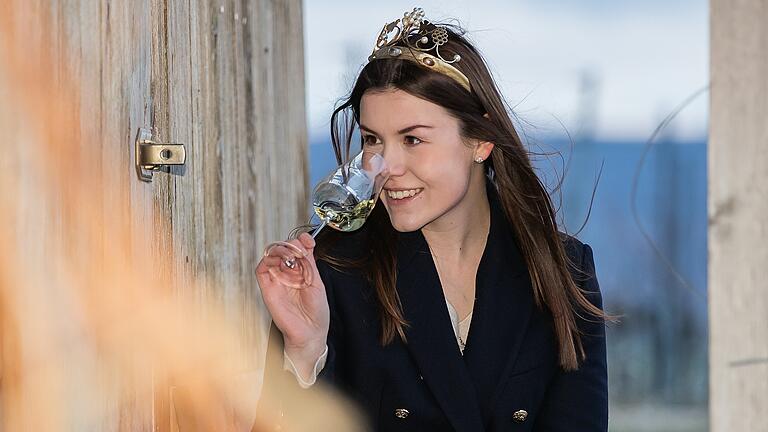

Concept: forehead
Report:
left=359, top=89, right=454, bottom=131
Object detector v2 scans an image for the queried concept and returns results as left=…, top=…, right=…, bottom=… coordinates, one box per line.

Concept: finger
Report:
left=297, top=232, right=316, bottom=251
left=259, top=251, right=314, bottom=287
left=261, top=240, right=320, bottom=289
left=265, top=243, right=307, bottom=260
left=279, top=239, right=310, bottom=260
left=256, top=255, right=284, bottom=275
left=286, top=236, right=320, bottom=273
left=268, top=266, right=307, bottom=289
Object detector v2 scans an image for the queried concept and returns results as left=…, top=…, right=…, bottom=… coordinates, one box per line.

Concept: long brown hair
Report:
left=313, top=23, right=606, bottom=371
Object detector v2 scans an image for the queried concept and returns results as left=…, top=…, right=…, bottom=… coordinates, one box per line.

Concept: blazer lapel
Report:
left=396, top=230, right=486, bottom=432
left=460, top=188, right=535, bottom=421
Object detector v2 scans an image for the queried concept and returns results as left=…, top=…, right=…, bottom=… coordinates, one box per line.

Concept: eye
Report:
left=404, top=136, right=422, bottom=146
left=362, top=134, right=382, bottom=147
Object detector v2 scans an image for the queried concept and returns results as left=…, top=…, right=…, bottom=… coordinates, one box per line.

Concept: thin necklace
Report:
left=457, top=312, right=471, bottom=351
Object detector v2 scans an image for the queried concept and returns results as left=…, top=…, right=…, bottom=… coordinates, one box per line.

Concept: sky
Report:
left=302, top=0, right=708, bottom=143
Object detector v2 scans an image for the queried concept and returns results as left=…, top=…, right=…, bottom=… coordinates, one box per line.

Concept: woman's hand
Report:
left=256, top=233, right=330, bottom=367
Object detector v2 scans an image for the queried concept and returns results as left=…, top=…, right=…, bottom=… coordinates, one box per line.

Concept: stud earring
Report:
left=475, top=157, right=484, bottom=163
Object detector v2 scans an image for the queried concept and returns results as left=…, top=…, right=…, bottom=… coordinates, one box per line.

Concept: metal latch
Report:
left=135, top=127, right=186, bottom=182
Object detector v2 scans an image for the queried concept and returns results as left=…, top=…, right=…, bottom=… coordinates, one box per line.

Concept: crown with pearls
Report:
left=367, top=7, right=471, bottom=92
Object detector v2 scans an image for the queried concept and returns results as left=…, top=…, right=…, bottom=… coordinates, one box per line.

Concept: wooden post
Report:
left=0, top=0, right=306, bottom=430
left=709, top=1, right=768, bottom=430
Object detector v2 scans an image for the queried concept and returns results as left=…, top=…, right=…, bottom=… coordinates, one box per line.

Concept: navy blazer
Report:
left=257, top=187, right=608, bottom=432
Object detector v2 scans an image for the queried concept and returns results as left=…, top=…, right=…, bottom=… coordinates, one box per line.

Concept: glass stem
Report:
left=311, top=217, right=329, bottom=239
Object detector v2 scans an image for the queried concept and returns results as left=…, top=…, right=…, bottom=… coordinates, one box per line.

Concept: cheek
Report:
left=380, top=149, right=473, bottom=231
left=419, top=150, right=472, bottom=192
left=424, top=164, right=472, bottom=208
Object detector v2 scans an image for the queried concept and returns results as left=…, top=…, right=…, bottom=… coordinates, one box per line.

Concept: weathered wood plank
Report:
left=1, top=0, right=306, bottom=430
left=1, top=0, right=160, bottom=430
left=710, top=0, right=768, bottom=430
left=154, top=0, right=308, bottom=427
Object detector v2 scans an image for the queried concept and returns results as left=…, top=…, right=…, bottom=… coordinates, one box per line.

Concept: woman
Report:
left=256, top=8, right=608, bottom=432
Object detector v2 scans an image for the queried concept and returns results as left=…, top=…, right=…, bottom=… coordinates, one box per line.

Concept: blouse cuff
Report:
left=282, top=344, right=328, bottom=388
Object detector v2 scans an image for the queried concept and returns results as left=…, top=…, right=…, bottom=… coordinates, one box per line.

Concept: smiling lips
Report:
left=385, top=188, right=423, bottom=200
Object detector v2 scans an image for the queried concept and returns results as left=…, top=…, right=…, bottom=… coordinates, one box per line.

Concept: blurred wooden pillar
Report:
left=152, top=1, right=308, bottom=430
left=709, top=0, right=768, bottom=430
left=0, top=0, right=307, bottom=430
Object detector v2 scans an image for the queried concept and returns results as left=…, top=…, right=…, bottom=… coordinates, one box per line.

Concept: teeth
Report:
left=387, top=188, right=422, bottom=200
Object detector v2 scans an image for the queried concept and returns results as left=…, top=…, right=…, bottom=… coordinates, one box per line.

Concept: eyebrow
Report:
left=359, top=124, right=433, bottom=135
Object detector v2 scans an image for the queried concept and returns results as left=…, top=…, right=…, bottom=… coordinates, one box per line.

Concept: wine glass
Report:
left=262, top=149, right=389, bottom=288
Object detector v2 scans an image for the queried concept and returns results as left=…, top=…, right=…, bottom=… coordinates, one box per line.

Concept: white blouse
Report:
left=283, top=299, right=473, bottom=388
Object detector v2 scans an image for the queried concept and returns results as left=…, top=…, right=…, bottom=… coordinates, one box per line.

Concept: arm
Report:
left=267, top=259, right=344, bottom=388
left=283, top=345, right=328, bottom=388
left=534, top=243, right=608, bottom=431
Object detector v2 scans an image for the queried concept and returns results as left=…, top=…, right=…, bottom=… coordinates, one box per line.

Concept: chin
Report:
left=387, top=214, right=427, bottom=233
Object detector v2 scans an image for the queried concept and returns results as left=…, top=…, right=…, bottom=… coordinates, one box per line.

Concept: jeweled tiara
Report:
left=367, top=7, right=471, bottom=92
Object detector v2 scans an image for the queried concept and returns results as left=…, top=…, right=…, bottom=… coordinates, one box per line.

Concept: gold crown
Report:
left=367, top=7, right=470, bottom=92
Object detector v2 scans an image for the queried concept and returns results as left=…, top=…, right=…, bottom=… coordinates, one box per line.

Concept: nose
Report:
left=380, top=143, right=407, bottom=177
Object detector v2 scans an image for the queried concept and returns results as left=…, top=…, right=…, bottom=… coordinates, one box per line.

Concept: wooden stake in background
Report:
left=710, top=0, right=768, bottom=430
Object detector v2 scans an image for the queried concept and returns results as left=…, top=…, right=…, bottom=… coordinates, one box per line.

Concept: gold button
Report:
left=512, top=409, right=528, bottom=423
left=394, top=408, right=410, bottom=419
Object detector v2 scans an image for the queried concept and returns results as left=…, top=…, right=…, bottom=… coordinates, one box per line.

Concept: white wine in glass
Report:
left=263, top=150, right=389, bottom=288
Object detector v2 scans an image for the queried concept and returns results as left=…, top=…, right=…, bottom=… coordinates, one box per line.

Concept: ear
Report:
left=474, top=114, right=494, bottom=161
left=474, top=140, right=494, bottom=161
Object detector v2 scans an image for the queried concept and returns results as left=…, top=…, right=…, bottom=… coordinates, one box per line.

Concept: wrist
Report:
left=284, top=337, right=327, bottom=364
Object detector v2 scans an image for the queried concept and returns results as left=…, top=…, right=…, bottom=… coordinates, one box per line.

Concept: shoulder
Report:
left=559, top=233, right=592, bottom=267
left=559, top=233, right=602, bottom=305
left=559, top=233, right=596, bottom=276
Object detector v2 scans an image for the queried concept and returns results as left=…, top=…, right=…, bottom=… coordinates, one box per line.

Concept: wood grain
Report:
left=154, top=0, right=308, bottom=389
left=710, top=0, right=768, bottom=430
left=1, top=0, right=307, bottom=430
